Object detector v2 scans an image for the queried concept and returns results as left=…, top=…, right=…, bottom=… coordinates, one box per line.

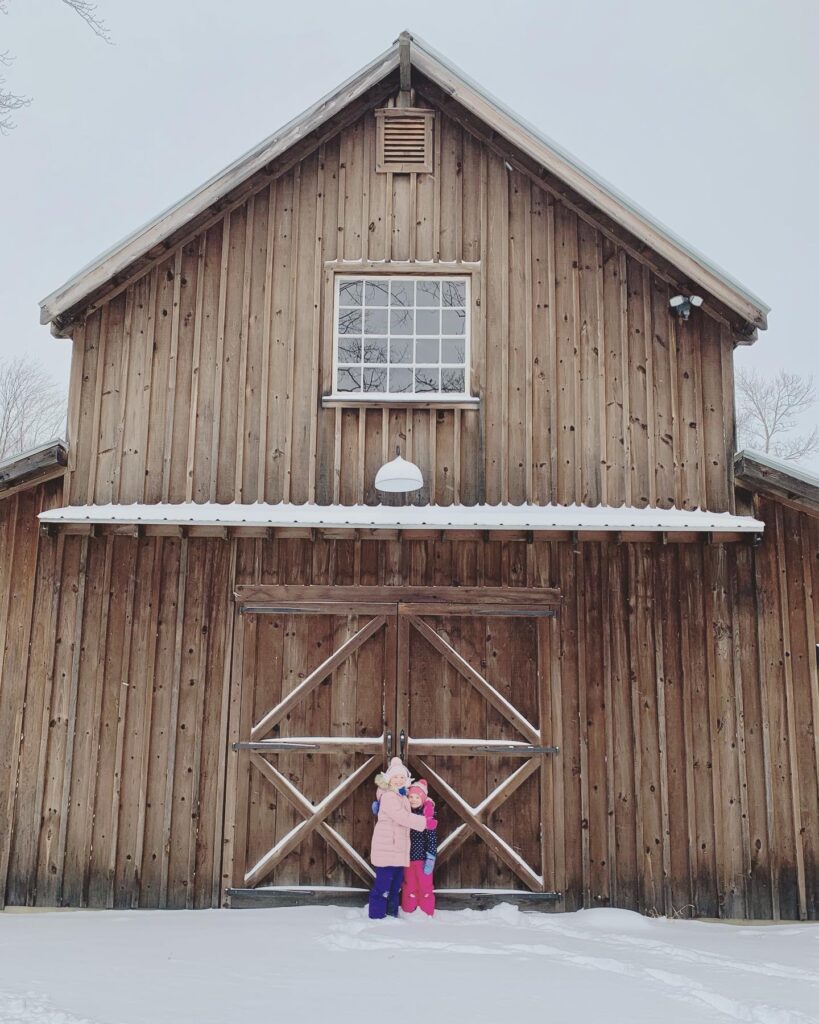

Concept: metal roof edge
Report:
left=37, top=500, right=763, bottom=533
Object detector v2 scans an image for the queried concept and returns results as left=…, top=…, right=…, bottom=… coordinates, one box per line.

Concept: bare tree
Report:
left=0, top=0, right=110, bottom=134
left=0, top=358, right=67, bottom=460
left=736, top=368, right=819, bottom=462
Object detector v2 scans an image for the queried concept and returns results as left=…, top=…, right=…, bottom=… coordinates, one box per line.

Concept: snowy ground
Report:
left=0, top=905, right=817, bottom=1024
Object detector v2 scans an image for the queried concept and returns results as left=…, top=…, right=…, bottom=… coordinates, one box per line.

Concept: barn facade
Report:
left=1, top=33, right=817, bottom=918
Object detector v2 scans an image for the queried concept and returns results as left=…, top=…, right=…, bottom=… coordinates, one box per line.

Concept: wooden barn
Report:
left=1, top=32, right=817, bottom=919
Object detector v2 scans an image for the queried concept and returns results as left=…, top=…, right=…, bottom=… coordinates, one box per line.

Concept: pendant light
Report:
left=374, top=447, right=424, bottom=493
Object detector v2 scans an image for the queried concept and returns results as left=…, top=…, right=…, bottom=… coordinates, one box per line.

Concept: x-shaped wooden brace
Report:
left=410, top=617, right=540, bottom=745
left=246, top=753, right=377, bottom=888
left=251, top=616, right=386, bottom=741
left=413, top=757, right=545, bottom=892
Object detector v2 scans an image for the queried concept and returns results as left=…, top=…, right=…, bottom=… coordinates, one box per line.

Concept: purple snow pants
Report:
left=368, top=866, right=403, bottom=919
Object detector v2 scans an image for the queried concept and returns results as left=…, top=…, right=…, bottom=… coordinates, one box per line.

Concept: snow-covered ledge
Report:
left=38, top=501, right=764, bottom=537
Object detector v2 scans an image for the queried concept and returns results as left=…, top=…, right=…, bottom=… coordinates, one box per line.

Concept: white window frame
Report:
left=330, top=273, right=474, bottom=404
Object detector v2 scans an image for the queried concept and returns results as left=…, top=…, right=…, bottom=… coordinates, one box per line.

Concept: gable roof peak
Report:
left=40, top=31, right=768, bottom=338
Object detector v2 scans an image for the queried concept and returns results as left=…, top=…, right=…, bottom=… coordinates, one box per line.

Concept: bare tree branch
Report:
left=0, top=0, right=110, bottom=134
left=0, top=66, right=29, bottom=135
left=60, top=0, right=112, bottom=43
left=736, top=368, right=819, bottom=462
left=0, top=358, right=67, bottom=460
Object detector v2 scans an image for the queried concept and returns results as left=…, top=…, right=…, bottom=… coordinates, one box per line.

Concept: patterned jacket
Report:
left=409, top=798, right=438, bottom=862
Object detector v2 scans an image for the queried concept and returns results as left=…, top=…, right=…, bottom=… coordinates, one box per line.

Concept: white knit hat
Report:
left=385, top=756, right=411, bottom=783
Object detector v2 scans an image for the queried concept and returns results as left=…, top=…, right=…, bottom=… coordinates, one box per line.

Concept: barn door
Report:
left=397, top=600, right=561, bottom=896
left=232, top=600, right=396, bottom=891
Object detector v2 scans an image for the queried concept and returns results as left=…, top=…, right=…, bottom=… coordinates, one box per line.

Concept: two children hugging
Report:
left=368, top=756, right=438, bottom=920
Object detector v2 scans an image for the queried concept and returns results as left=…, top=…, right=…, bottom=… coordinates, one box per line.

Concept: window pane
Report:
left=364, top=307, right=388, bottom=334
left=338, top=309, right=362, bottom=335
left=363, top=337, right=387, bottom=364
left=416, top=338, right=439, bottom=363
left=442, top=280, right=466, bottom=307
left=441, top=308, right=466, bottom=335
left=415, top=367, right=439, bottom=392
left=363, top=367, right=387, bottom=392
left=390, top=280, right=414, bottom=307
left=337, top=366, right=361, bottom=392
left=416, top=280, right=440, bottom=307
left=334, top=275, right=471, bottom=398
left=441, top=339, right=465, bottom=364
left=441, top=368, right=465, bottom=393
left=389, top=367, right=413, bottom=393
left=339, top=280, right=362, bottom=306
left=389, top=338, right=412, bottom=364
left=365, top=280, right=389, bottom=306
left=337, top=337, right=362, bottom=363
left=390, top=308, right=414, bottom=335
left=415, top=308, right=440, bottom=335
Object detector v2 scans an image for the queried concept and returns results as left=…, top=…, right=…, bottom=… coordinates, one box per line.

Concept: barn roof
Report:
left=39, top=31, right=769, bottom=337
left=734, top=449, right=819, bottom=516
left=0, top=439, right=68, bottom=499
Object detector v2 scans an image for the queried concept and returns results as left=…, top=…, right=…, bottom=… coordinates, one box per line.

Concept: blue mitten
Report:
left=423, top=854, right=436, bottom=876
left=371, top=800, right=380, bottom=815
left=397, top=786, right=408, bottom=796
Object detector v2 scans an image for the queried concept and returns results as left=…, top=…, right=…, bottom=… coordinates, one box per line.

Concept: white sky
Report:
left=2, top=0, right=818, bottom=469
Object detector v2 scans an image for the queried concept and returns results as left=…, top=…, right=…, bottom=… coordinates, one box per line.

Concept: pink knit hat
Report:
left=408, top=778, right=429, bottom=800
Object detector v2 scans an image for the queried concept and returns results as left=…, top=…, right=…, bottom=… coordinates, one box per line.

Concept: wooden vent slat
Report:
left=376, top=107, right=434, bottom=174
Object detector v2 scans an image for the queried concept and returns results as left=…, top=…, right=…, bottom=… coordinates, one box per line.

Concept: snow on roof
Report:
left=37, top=501, right=763, bottom=533
left=0, top=438, right=67, bottom=475
left=735, top=449, right=819, bottom=491
left=39, top=32, right=768, bottom=334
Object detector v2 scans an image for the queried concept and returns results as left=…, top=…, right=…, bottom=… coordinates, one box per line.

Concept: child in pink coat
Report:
left=401, top=778, right=438, bottom=916
left=368, top=757, right=428, bottom=919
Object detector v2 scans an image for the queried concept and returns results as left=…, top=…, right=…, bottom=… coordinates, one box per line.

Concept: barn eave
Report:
left=0, top=439, right=68, bottom=499
left=734, top=449, right=819, bottom=518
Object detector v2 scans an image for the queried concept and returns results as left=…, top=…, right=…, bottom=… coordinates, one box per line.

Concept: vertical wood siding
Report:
left=1, top=482, right=816, bottom=916
left=64, top=105, right=736, bottom=512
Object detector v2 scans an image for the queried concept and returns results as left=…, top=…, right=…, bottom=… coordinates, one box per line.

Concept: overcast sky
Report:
left=2, top=0, right=817, bottom=469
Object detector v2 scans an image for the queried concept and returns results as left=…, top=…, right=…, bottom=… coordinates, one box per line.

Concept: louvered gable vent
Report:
left=375, top=107, right=434, bottom=174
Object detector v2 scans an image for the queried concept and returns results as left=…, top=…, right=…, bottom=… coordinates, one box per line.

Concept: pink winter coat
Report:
left=370, top=789, right=428, bottom=867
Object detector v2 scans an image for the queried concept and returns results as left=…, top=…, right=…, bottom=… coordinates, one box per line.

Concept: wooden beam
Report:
left=417, top=758, right=543, bottom=891
left=249, top=755, right=375, bottom=887
left=410, top=615, right=540, bottom=744
left=235, top=583, right=561, bottom=607
left=250, top=615, right=386, bottom=740
left=243, top=755, right=377, bottom=887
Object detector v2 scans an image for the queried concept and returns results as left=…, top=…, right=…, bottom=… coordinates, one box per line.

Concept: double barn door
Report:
left=231, top=586, right=561, bottom=902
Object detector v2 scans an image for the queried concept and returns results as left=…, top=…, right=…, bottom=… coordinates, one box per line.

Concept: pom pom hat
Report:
left=408, top=779, right=429, bottom=800
left=385, top=756, right=411, bottom=784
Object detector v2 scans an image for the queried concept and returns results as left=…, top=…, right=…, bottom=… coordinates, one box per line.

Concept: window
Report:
left=333, top=275, right=470, bottom=400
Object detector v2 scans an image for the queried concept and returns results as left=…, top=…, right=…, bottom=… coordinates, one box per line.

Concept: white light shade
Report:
left=374, top=453, right=424, bottom=493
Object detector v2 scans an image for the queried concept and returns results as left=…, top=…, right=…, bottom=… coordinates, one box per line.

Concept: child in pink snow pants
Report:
left=368, top=757, right=428, bottom=919
left=401, top=778, right=438, bottom=916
